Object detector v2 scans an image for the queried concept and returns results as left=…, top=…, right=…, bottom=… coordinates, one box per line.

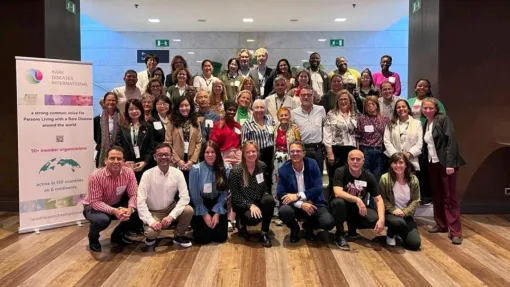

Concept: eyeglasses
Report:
left=289, top=150, right=303, bottom=154
left=155, top=153, right=171, bottom=158
left=156, top=102, right=169, bottom=107
left=300, top=93, right=313, bottom=98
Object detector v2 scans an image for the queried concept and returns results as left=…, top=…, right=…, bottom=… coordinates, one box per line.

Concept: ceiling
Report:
left=81, top=0, right=409, bottom=32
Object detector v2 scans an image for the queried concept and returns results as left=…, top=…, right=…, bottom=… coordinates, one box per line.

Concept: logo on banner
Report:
left=26, top=69, right=44, bottom=84
left=39, top=158, right=81, bottom=173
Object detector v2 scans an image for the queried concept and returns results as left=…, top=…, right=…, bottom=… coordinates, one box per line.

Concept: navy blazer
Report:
left=276, top=157, right=327, bottom=207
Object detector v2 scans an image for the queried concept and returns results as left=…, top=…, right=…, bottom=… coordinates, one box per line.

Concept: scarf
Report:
left=98, top=110, right=119, bottom=167
left=236, top=107, right=248, bottom=122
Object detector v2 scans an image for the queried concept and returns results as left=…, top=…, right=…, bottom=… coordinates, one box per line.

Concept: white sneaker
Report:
left=227, top=221, right=234, bottom=232
left=386, top=236, right=396, bottom=246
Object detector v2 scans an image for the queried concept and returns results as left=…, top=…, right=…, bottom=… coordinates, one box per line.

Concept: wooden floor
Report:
left=1, top=213, right=510, bottom=287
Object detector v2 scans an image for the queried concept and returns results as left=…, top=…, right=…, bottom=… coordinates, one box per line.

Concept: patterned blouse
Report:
left=323, top=110, right=357, bottom=147
left=355, top=114, right=390, bottom=147
left=229, top=161, right=268, bottom=209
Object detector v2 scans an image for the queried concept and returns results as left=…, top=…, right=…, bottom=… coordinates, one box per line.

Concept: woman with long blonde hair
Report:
left=209, top=79, right=228, bottom=118
left=228, top=141, right=276, bottom=248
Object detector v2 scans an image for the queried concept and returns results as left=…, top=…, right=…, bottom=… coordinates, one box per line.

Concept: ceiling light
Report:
left=196, top=60, right=203, bottom=63
left=172, top=39, right=181, bottom=42
left=301, top=60, right=308, bottom=62
left=197, top=19, right=206, bottom=22
left=187, top=51, right=195, bottom=55
left=148, top=19, right=160, bottom=23
left=246, top=39, right=255, bottom=42
left=334, top=18, right=347, bottom=22
left=290, top=19, right=299, bottom=22
left=318, top=39, right=327, bottom=42
left=243, top=18, right=254, bottom=23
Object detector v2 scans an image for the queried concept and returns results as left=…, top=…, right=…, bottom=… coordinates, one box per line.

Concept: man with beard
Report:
left=137, top=54, right=160, bottom=91
left=328, top=56, right=361, bottom=90
left=237, top=49, right=252, bottom=78
left=112, top=69, right=142, bottom=112
left=306, top=52, right=329, bottom=98
left=137, top=143, right=194, bottom=251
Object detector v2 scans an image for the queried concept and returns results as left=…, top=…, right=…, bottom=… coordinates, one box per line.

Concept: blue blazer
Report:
left=276, top=157, right=326, bottom=207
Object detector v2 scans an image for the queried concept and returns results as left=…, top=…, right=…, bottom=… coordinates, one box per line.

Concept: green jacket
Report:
left=407, top=97, right=446, bottom=124
left=379, top=173, right=421, bottom=217
left=218, top=71, right=244, bottom=101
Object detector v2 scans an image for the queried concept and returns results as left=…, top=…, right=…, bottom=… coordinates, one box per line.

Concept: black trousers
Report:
left=326, top=146, right=355, bottom=199
left=191, top=198, right=228, bottom=245
left=278, top=204, right=335, bottom=231
left=386, top=214, right=421, bottom=250
left=329, top=198, right=379, bottom=236
left=233, top=194, right=275, bottom=233
left=417, top=155, right=432, bottom=202
left=83, top=193, right=142, bottom=241
left=259, top=146, right=274, bottom=191
left=304, top=143, right=324, bottom=175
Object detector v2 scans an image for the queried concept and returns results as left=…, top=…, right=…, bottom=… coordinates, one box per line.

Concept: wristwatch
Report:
left=296, top=193, right=302, bottom=200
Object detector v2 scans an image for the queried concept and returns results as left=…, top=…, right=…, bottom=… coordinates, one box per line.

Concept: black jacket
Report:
left=423, top=114, right=466, bottom=168
left=249, top=66, right=273, bottom=98
left=306, top=67, right=330, bottom=94
left=147, top=117, right=167, bottom=144
left=115, top=123, right=155, bottom=165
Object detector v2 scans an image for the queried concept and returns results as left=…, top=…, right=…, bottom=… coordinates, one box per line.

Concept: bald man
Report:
left=329, top=149, right=385, bottom=251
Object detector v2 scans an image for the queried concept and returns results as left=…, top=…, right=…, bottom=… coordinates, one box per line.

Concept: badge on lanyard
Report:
left=133, top=146, right=141, bottom=159
left=256, top=173, right=264, bottom=184
left=184, top=141, right=190, bottom=153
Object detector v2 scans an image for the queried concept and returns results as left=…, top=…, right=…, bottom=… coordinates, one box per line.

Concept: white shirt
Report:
left=424, top=122, right=440, bottom=163
left=411, top=98, right=423, bottom=119
left=137, top=166, right=190, bottom=226
left=292, top=164, right=307, bottom=208
left=112, top=86, right=142, bottom=112
left=393, top=182, right=410, bottom=210
left=310, top=71, right=324, bottom=97
left=264, top=94, right=299, bottom=120
left=193, top=75, right=219, bottom=93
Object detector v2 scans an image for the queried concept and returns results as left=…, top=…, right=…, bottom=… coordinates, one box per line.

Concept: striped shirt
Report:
left=83, top=166, right=138, bottom=214
left=241, top=115, right=276, bottom=150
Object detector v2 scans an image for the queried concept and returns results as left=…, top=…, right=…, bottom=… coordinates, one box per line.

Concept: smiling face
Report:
left=225, top=105, right=237, bottom=121
left=298, top=72, right=309, bottom=86
left=365, top=100, right=377, bottom=115
left=239, top=52, right=250, bottom=67
left=331, top=76, right=343, bottom=91
left=153, top=69, right=163, bottom=80
left=238, top=92, right=251, bottom=108
left=196, top=91, right=210, bottom=109
left=229, top=60, right=238, bottom=73
left=202, top=61, right=213, bottom=76
left=391, top=158, right=406, bottom=176
left=105, top=149, right=124, bottom=173
left=156, top=99, right=170, bottom=115
left=177, top=70, right=188, bottom=83
left=204, top=146, right=217, bottom=166
left=128, top=103, right=142, bottom=121
left=381, top=56, right=392, bottom=71
left=104, top=94, right=117, bottom=110
left=213, top=82, right=224, bottom=95
left=124, top=72, right=137, bottom=86
left=337, top=93, right=351, bottom=112
left=347, top=150, right=364, bottom=172
left=142, top=97, right=152, bottom=113
left=242, top=80, right=254, bottom=92
left=336, top=57, right=348, bottom=71
left=179, top=99, right=191, bottom=117
left=150, top=81, right=162, bottom=95
left=360, top=72, right=371, bottom=87
left=395, top=100, right=409, bottom=119
left=299, top=88, right=313, bottom=107
left=309, top=54, right=321, bottom=68
left=381, top=82, right=394, bottom=99
left=243, top=143, right=258, bottom=164
left=415, top=80, right=430, bottom=98
left=278, top=61, right=288, bottom=74
left=154, top=146, right=172, bottom=168
left=274, top=79, right=286, bottom=95
left=422, top=100, right=437, bottom=119
left=173, top=58, right=184, bottom=70
left=277, top=108, right=290, bottom=124
left=252, top=100, right=265, bottom=119
left=289, top=143, right=305, bottom=163
left=257, top=52, right=268, bottom=66
left=146, top=58, right=158, bottom=71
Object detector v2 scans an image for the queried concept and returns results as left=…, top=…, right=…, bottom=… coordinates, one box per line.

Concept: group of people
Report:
left=87, top=48, right=465, bottom=253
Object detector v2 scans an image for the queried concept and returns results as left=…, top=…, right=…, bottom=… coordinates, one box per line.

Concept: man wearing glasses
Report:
left=276, top=141, right=335, bottom=242
left=291, top=85, right=327, bottom=175
left=329, top=149, right=385, bottom=251
left=137, top=143, right=194, bottom=251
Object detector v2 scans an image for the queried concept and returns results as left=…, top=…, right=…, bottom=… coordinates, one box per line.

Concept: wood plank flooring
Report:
left=0, top=212, right=509, bottom=287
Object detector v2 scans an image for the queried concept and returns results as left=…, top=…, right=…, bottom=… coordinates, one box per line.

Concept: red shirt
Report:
left=210, top=120, right=242, bottom=151
left=83, top=166, right=138, bottom=214
left=275, top=128, right=288, bottom=152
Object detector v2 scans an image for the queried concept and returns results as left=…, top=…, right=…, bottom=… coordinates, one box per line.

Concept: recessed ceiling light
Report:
left=196, top=60, right=203, bottom=63
left=187, top=51, right=195, bottom=55
left=318, top=39, right=327, bottom=42
left=243, top=18, right=254, bottom=23
left=197, top=19, right=206, bottom=22
left=290, top=19, right=299, bottom=22
left=334, top=18, right=347, bottom=22
left=148, top=19, right=160, bottom=23
left=172, top=39, right=181, bottom=42
left=301, top=60, right=308, bottom=62
left=246, top=39, right=255, bottom=42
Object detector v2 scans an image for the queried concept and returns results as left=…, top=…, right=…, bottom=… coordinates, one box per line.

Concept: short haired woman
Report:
left=379, top=152, right=421, bottom=250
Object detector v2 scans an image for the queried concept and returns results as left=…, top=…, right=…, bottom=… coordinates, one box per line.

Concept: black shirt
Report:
left=229, top=161, right=268, bottom=209
left=332, top=165, right=379, bottom=201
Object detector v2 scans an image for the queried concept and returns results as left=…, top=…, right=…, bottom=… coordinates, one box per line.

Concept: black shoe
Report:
left=111, top=233, right=134, bottom=245
left=238, top=226, right=250, bottom=240
left=260, top=232, right=272, bottom=248
left=173, top=236, right=192, bottom=248
left=334, top=235, right=350, bottom=251
left=89, top=238, right=102, bottom=252
left=290, top=227, right=300, bottom=243
left=141, top=239, right=157, bottom=252
left=347, top=230, right=359, bottom=239
left=302, top=221, right=316, bottom=241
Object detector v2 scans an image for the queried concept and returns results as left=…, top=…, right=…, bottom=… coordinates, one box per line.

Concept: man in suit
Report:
left=277, top=141, right=335, bottom=243
left=249, top=48, right=273, bottom=99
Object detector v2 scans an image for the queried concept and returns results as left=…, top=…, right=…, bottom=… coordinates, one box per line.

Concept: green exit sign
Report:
left=330, top=39, right=344, bottom=47
left=66, top=0, right=76, bottom=14
left=155, top=40, right=170, bottom=47
left=413, top=0, right=421, bottom=13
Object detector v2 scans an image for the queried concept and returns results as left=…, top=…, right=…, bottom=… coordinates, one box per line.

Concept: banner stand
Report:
left=15, top=56, right=94, bottom=234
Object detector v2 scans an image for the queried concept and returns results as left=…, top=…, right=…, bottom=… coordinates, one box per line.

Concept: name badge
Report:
left=205, top=119, right=213, bottom=128
left=355, top=180, right=367, bottom=187
left=364, top=125, right=374, bottom=133
left=184, top=141, right=190, bottom=153
left=389, top=76, right=396, bottom=84
left=116, top=186, right=126, bottom=195
left=260, top=87, right=265, bottom=95
left=153, top=121, right=163, bottom=130
left=133, top=146, right=141, bottom=159
left=230, top=82, right=235, bottom=86
left=256, top=173, right=264, bottom=184
left=234, top=81, right=240, bottom=87
left=267, top=126, right=273, bottom=134
left=203, top=183, right=212, bottom=194
left=235, top=127, right=241, bottom=134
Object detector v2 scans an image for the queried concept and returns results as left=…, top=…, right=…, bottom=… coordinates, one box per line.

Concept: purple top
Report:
left=355, top=114, right=390, bottom=147
left=372, top=71, right=401, bottom=96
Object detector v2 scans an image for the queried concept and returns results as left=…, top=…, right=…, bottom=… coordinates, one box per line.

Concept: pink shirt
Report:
left=83, top=166, right=138, bottom=214
left=372, top=71, right=402, bottom=96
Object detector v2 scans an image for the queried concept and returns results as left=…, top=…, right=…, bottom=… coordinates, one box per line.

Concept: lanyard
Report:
left=131, top=125, right=139, bottom=146
left=202, top=75, right=213, bottom=87
left=275, top=96, right=286, bottom=110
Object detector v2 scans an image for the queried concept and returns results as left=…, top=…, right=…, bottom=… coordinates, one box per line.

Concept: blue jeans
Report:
left=359, top=146, right=384, bottom=182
